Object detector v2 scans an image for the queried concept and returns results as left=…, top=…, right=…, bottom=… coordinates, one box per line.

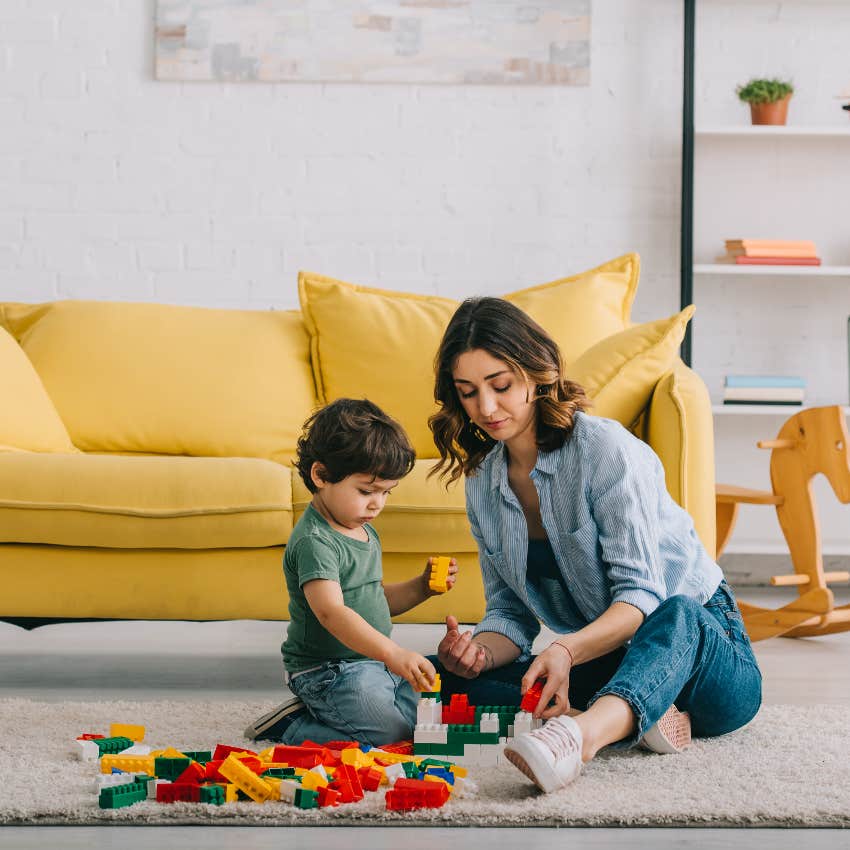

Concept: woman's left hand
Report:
left=520, top=642, right=575, bottom=720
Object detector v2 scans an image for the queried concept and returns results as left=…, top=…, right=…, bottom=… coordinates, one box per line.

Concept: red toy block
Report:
left=77, top=733, right=106, bottom=740
left=234, top=754, right=263, bottom=774
left=212, top=744, right=256, bottom=761
left=442, top=693, right=476, bottom=725
left=203, top=759, right=225, bottom=781
left=316, top=785, right=342, bottom=808
left=377, top=740, right=413, bottom=755
left=385, top=777, right=450, bottom=811
left=174, top=762, right=205, bottom=785
left=157, top=783, right=202, bottom=803
left=320, top=740, right=360, bottom=750
left=357, top=766, right=383, bottom=792
left=328, top=762, right=364, bottom=803
left=271, top=745, right=329, bottom=769
left=520, top=680, right=545, bottom=713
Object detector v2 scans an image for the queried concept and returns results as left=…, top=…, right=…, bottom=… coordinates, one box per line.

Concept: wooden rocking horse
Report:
left=715, top=405, right=850, bottom=641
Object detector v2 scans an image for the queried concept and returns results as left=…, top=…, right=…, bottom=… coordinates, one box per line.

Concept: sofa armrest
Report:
left=645, top=359, right=716, bottom=559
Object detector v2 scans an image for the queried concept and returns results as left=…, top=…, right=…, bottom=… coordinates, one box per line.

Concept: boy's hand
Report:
left=386, top=646, right=437, bottom=692
left=423, top=556, right=458, bottom=596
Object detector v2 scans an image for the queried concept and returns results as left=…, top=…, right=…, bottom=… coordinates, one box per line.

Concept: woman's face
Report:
left=451, top=348, right=537, bottom=444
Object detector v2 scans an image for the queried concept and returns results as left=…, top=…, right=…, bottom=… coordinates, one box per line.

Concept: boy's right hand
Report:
left=386, top=646, right=437, bottom=692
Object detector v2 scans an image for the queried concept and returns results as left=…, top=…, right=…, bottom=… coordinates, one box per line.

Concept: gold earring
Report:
left=472, top=424, right=488, bottom=442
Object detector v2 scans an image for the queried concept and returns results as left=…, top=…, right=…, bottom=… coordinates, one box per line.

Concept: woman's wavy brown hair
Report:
left=428, top=297, right=590, bottom=485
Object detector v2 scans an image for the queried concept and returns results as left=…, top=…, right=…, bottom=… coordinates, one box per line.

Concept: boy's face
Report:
left=311, top=466, right=399, bottom=531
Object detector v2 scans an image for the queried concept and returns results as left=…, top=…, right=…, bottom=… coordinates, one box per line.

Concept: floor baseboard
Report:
left=721, top=553, right=850, bottom=586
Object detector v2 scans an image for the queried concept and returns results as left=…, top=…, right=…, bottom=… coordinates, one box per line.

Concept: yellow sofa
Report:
left=0, top=254, right=716, bottom=624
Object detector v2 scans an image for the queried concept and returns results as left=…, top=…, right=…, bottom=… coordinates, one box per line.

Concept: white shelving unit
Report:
left=697, top=125, right=850, bottom=137
left=695, top=264, right=850, bottom=277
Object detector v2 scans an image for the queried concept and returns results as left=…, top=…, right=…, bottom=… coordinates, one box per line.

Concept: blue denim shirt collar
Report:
left=488, top=441, right=560, bottom=493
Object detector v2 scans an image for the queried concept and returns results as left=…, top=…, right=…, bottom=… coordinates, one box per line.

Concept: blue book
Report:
left=724, top=375, right=806, bottom=389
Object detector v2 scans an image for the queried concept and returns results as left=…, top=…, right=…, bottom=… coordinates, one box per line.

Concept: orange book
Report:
left=724, top=239, right=818, bottom=258
left=734, top=256, right=821, bottom=266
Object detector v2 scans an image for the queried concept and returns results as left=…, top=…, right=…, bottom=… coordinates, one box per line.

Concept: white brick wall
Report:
left=3, top=1, right=850, bottom=552
left=0, top=0, right=683, bottom=316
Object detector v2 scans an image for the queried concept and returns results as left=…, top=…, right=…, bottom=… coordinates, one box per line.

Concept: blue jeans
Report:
left=431, top=580, right=762, bottom=748
left=281, top=659, right=419, bottom=748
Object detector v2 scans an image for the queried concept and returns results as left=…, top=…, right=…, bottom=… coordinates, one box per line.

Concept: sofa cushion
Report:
left=292, top=458, right=475, bottom=554
left=568, top=306, right=695, bottom=428
left=297, top=254, right=638, bottom=457
left=0, top=301, right=316, bottom=464
left=0, top=326, right=77, bottom=454
left=0, top=453, right=293, bottom=549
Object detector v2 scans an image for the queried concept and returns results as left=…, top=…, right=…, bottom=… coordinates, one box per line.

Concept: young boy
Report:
left=245, top=397, right=457, bottom=746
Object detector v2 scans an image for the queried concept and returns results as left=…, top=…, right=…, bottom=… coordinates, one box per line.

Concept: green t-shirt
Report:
left=281, top=503, right=393, bottom=674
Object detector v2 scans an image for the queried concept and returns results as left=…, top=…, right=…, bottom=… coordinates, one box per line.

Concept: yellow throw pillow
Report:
left=298, top=255, right=640, bottom=458
left=3, top=301, right=316, bottom=463
left=0, top=325, right=76, bottom=453
left=568, top=306, right=695, bottom=428
left=505, top=253, right=639, bottom=364
left=298, top=272, right=459, bottom=458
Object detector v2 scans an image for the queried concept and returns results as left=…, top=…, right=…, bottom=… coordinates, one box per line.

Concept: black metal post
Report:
left=680, top=0, right=695, bottom=366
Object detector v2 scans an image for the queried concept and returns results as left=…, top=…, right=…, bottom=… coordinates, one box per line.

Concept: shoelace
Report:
left=529, top=719, right=580, bottom=760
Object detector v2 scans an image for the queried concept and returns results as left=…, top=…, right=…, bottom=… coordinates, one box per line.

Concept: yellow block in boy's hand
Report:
left=429, top=556, right=452, bottom=593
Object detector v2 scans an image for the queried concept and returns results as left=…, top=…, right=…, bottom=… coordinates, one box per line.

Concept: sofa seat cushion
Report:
left=292, top=458, right=475, bottom=554
left=0, top=453, right=293, bottom=549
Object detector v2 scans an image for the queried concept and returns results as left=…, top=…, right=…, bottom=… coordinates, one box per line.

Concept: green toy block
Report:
left=181, top=750, right=212, bottom=764
left=426, top=742, right=465, bottom=757
left=98, top=779, right=148, bottom=809
left=419, top=691, right=441, bottom=700
left=94, top=736, right=134, bottom=756
left=401, top=760, right=420, bottom=779
left=154, top=756, right=192, bottom=781
left=199, top=785, right=225, bottom=805
left=262, top=767, right=297, bottom=778
left=417, top=758, right=455, bottom=772
left=414, top=744, right=431, bottom=755
left=294, top=787, right=319, bottom=809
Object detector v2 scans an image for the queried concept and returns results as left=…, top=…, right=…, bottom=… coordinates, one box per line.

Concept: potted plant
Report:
left=736, top=78, right=794, bottom=125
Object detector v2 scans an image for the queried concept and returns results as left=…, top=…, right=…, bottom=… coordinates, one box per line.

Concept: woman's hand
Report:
left=521, top=641, right=574, bottom=720
left=437, top=615, right=489, bottom=679
left=422, top=557, right=458, bottom=596
left=385, top=646, right=437, bottom=692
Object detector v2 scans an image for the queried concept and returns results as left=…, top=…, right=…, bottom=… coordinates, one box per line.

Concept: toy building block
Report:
left=417, top=697, right=443, bottom=725
left=212, top=744, right=255, bottom=761
left=182, top=750, right=212, bottom=764
left=277, top=779, right=300, bottom=804
left=357, top=765, right=383, bottom=792
left=294, top=787, right=319, bottom=809
left=199, top=784, right=225, bottom=806
left=414, top=723, right=448, bottom=746
left=340, top=747, right=373, bottom=769
left=300, top=770, right=329, bottom=792
left=317, top=785, right=342, bottom=807
left=428, top=556, right=452, bottom=594
left=156, top=783, right=202, bottom=804
left=443, top=694, right=476, bottom=725
left=511, top=710, right=535, bottom=736
left=174, top=762, right=205, bottom=785
left=78, top=733, right=105, bottom=740
left=94, top=772, right=139, bottom=792
left=99, top=778, right=150, bottom=809
left=154, top=756, right=192, bottom=781
left=520, top=680, right=545, bottom=713
left=385, top=777, right=450, bottom=811
left=271, top=745, right=328, bottom=768
left=76, top=739, right=101, bottom=761
left=77, top=735, right=134, bottom=761
left=218, top=753, right=272, bottom=803
left=109, top=723, right=145, bottom=742
left=479, top=712, right=500, bottom=734
left=382, top=762, right=407, bottom=786
left=101, top=754, right=155, bottom=775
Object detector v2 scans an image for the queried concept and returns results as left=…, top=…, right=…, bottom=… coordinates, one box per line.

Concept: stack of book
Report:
left=723, top=375, right=806, bottom=406
left=717, top=239, right=821, bottom=266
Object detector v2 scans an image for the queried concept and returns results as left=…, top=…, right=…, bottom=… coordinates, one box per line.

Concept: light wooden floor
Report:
left=2, top=587, right=848, bottom=849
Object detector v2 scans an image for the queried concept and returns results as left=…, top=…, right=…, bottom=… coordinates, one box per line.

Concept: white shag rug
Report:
left=1, top=698, right=848, bottom=827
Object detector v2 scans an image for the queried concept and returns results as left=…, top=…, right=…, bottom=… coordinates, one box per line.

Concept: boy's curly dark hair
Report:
left=295, top=398, right=416, bottom=493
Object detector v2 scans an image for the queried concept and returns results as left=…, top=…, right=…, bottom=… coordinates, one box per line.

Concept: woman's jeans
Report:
left=431, top=580, right=763, bottom=747
left=280, top=658, right=419, bottom=748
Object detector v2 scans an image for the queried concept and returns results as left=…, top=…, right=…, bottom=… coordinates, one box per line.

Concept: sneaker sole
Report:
left=640, top=707, right=692, bottom=754
left=503, top=740, right=563, bottom=794
left=244, top=700, right=304, bottom=740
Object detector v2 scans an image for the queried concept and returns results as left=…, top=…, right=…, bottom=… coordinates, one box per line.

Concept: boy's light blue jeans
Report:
left=281, top=658, right=419, bottom=747
left=432, top=580, right=762, bottom=747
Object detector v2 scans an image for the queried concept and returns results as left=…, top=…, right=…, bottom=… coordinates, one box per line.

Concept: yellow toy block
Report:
left=300, top=771, right=328, bottom=791
left=160, top=747, right=188, bottom=759
left=100, top=754, right=155, bottom=775
left=224, top=784, right=239, bottom=803
left=219, top=753, right=272, bottom=803
left=449, top=764, right=468, bottom=778
left=109, top=723, right=145, bottom=742
left=432, top=673, right=441, bottom=693
left=264, top=777, right=282, bottom=801
left=369, top=750, right=416, bottom=765
left=428, top=556, right=452, bottom=593
left=423, top=774, right=452, bottom=793
left=340, top=748, right=373, bottom=769
left=257, top=746, right=275, bottom=761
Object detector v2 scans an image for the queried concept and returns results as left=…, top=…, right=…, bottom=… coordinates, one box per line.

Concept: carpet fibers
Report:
left=2, top=699, right=848, bottom=827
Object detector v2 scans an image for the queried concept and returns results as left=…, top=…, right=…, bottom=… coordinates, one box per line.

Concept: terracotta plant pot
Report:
left=749, top=95, right=791, bottom=125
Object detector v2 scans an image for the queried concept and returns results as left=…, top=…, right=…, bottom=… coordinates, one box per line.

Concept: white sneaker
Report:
left=639, top=704, right=692, bottom=754
left=503, top=715, right=584, bottom=793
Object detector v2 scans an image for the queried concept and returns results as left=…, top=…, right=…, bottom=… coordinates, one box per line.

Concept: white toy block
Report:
left=413, top=723, right=448, bottom=745
left=416, top=697, right=442, bottom=725
left=75, top=739, right=100, bottom=761
left=119, top=744, right=151, bottom=756
left=383, top=762, right=406, bottom=786
left=507, top=724, right=514, bottom=738
left=479, top=713, right=500, bottom=734
left=93, top=772, right=138, bottom=792
left=149, top=779, right=167, bottom=800
left=512, top=710, right=534, bottom=736
left=278, top=779, right=299, bottom=804
left=309, top=764, right=328, bottom=781
left=478, top=743, right=501, bottom=766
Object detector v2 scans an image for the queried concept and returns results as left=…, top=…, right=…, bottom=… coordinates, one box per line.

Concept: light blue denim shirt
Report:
left=466, top=411, right=723, bottom=659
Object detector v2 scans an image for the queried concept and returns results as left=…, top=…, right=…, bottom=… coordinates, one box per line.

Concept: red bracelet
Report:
left=549, top=640, right=574, bottom=665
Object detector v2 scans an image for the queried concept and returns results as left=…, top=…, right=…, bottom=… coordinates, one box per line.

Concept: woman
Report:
left=428, top=297, right=761, bottom=793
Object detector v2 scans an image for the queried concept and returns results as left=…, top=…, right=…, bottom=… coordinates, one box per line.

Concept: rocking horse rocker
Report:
left=715, top=405, right=850, bottom=641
